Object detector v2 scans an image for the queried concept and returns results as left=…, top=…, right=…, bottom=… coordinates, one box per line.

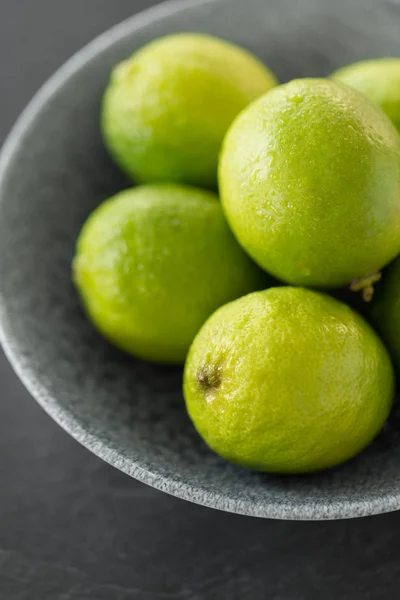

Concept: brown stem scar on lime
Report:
left=349, top=272, right=382, bottom=302
left=197, top=364, right=223, bottom=394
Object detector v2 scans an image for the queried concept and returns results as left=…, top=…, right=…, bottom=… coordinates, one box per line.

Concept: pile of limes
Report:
left=73, top=34, right=400, bottom=474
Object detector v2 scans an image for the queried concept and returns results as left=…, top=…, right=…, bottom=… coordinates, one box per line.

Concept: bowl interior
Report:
left=1, top=0, right=400, bottom=519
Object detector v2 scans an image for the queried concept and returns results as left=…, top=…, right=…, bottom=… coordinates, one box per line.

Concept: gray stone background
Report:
left=0, top=1, right=400, bottom=598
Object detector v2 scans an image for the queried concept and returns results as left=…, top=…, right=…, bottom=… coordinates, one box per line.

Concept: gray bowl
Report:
left=1, top=0, right=400, bottom=520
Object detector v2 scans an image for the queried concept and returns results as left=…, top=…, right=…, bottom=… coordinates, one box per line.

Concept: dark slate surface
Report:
left=1, top=0, right=400, bottom=598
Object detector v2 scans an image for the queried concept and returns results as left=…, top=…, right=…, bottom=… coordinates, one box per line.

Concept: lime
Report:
left=369, top=256, right=400, bottom=373
left=73, top=184, right=268, bottom=364
left=184, top=287, right=393, bottom=473
left=102, top=33, right=277, bottom=189
left=219, top=78, right=400, bottom=288
left=332, top=58, right=400, bottom=130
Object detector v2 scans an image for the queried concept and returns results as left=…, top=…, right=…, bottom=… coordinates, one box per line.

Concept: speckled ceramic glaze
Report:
left=1, top=0, right=400, bottom=520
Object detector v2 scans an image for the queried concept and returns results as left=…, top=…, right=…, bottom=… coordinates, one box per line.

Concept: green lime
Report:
left=219, top=78, right=400, bottom=288
left=332, top=58, right=400, bottom=130
left=369, top=256, right=400, bottom=373
left=102, top=33, right=277, bottom=189
left=73, top=184, right=268, bottom=364
left=184, top=287, right=393, bottom=473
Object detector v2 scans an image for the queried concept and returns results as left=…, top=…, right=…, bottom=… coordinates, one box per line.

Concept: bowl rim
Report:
left=1, top=0, right=400, bottom=521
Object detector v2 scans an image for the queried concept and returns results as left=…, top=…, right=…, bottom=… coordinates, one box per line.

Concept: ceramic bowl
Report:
left=1, top=0, right=400, bottom=519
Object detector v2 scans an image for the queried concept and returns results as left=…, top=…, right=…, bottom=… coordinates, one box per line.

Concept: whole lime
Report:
left=73, top=184, right=267, bottom=364
left=332, top=58, right=400, bottom=130
left=219, top=78, right=400, bottom=288
left=369, top=256, right=400, bottom=373
left=184, top=287, right=393, bottom=473
left=102, top=33, right=277, bottom=189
